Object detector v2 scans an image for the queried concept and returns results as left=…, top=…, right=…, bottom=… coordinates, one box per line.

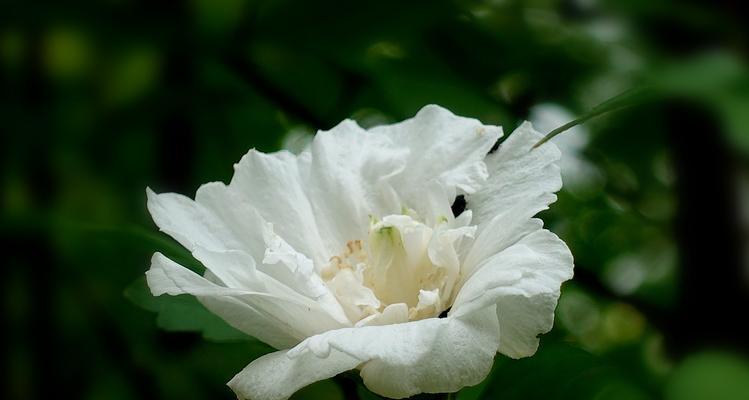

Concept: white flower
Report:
left=145, top=105, right=574, bottom=399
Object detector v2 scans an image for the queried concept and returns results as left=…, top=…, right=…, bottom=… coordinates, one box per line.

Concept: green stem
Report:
left=532, top=86, right=655, bottom=149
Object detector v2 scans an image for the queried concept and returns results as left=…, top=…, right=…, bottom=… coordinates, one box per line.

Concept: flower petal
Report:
left=147, top=187, right=243, bottom=253
left=146, top=253, right=346, bottom=348
left=230, top=150, right=331, bottom=266
left=461, top=198, right=546, bottom=279
left=468, top=121, right=562, bottom=231
left=149, top=183, right=353, bottom=324
left=147, top=183, right=270, bottom=267
left=451, top=229, right=573, bottom=358
left=261, top=222, right=350, bottom=325
left=228, top=306, right=500, bottom=400
left=371, top=105, right=502, bottom=219
left=493, top=291, right=561, bottom=358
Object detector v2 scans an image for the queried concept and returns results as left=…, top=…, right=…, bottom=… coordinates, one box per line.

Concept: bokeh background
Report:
left=3, top=0, right=749, bottom=399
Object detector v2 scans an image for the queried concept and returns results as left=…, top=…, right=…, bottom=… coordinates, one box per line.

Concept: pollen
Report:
left=320, top=212, right=475, bottom=324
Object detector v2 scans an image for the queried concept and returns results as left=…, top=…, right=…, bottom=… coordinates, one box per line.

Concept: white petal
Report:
left=461, top=199, right=546, bottom=279
left=301, top=119, right=409, bottom=247
left=326, top=268, right=381, bottom=323
left=194, top=182, right=269, bottom=262
left=493, top=291, right=561, bottom=358
left=147, top=184, right=269, bottom=269
left=371, top=105, right=502, bottom=219
left=147, top=187, right=243, bottom=253
left=149, top=183, right=354, bottom=325
left=261, top=223, right=351, bottom=325
left=355, top=303, right=409, bottom=327
left=230, top=150, right=330, bottom=266
left=146, top=253, right=346, bottom=348
left=451, top=230, right=573, bottom=358
left=228, top=306, right=500, bottom=400
left=191, top=247, right=322, bottom=309
left=190, top=247, right=263, bottom=291
left=410, top=288, right=441, bottom=320
left=468, top=121, right=562, bottom=231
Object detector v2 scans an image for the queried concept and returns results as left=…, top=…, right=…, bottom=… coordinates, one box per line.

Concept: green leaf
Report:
left=124, top=277, right=254, bottom=342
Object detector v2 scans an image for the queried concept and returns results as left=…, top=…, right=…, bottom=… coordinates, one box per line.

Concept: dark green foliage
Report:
left=2, top=0, right=749, bottom=399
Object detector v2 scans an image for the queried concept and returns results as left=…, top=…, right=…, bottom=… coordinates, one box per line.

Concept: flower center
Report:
left=320, top=211, right=475, bottom=325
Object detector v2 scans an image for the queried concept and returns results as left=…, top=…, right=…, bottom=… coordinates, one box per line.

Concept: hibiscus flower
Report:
left=145, top=105, right=574, bottom=399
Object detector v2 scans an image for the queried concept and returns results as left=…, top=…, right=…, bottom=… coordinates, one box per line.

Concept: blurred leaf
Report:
left=291, top=379, right=344, bottom=400
left=124, top=277, right=253, bottom=342
left=666, top=352, right=749, bottom=400
left=651, top=53, right=749, bottom=154
left=479, top=343, right=652, bottom=400
left=75, top=221, right=202, bottom=272
left=536, top=52, right=749, bottom=153
left=192, top=0, right=248, bottom=35
left=456, top=376, right=491, bottom=400
left=653, top=52, right=746, bottom=97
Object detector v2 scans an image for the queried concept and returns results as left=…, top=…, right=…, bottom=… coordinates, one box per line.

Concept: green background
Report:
left=3, top=0, right=749, bottom=399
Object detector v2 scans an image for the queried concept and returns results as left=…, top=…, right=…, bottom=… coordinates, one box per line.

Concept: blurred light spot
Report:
left=558, top=288, right=602, bottom=337
left=653, top=152, right=676, bottom=186
left=366, top=41, right=405, bottom=60
left=637, top=192, right=675, bottom=221
left=604, top=254, right=647, bottom=295
left=43, top=27, right=91, bottom=81
left=104, top=46, right=161, bottom=106
left=585, top=19, right=626, bottom=43
left=602, top=303, right=646, bottom=344
left=490, top=72, right=528, bottom=104
left=643, top=334, right=673, bottom=376
left=666, top=352, right=749, bottom=400
left=604, top=244, right=676, bottom=295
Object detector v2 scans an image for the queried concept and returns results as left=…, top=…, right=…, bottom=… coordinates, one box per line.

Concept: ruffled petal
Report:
left=467, top=121, right=562, bottom=231
left=147, top=184, right=271, bottom=280
left=146, top=253, right=346, bottom=348
left=228, top=306, right=499, bottom=400
left=461, top=199, right=545, bottom=279
left=230, top=150, right=331, bottom=266
left=451, top=229, right=573, bottom=358
left=148, top=106, right=503, bottom=271
left=493, top=291, right=561, bottom=358
left=261, top=222, right=350, bottom=325
left=147, top=187, right=245, bottom=253
left=370, top=105, right=502, bottom=220
left=301, top=119, right=410, bottom=249
left=149, top=183, right=353, bottom=324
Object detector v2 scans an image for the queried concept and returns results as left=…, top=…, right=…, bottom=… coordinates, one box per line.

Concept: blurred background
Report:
left=3, top=0, right=749, bottom=399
